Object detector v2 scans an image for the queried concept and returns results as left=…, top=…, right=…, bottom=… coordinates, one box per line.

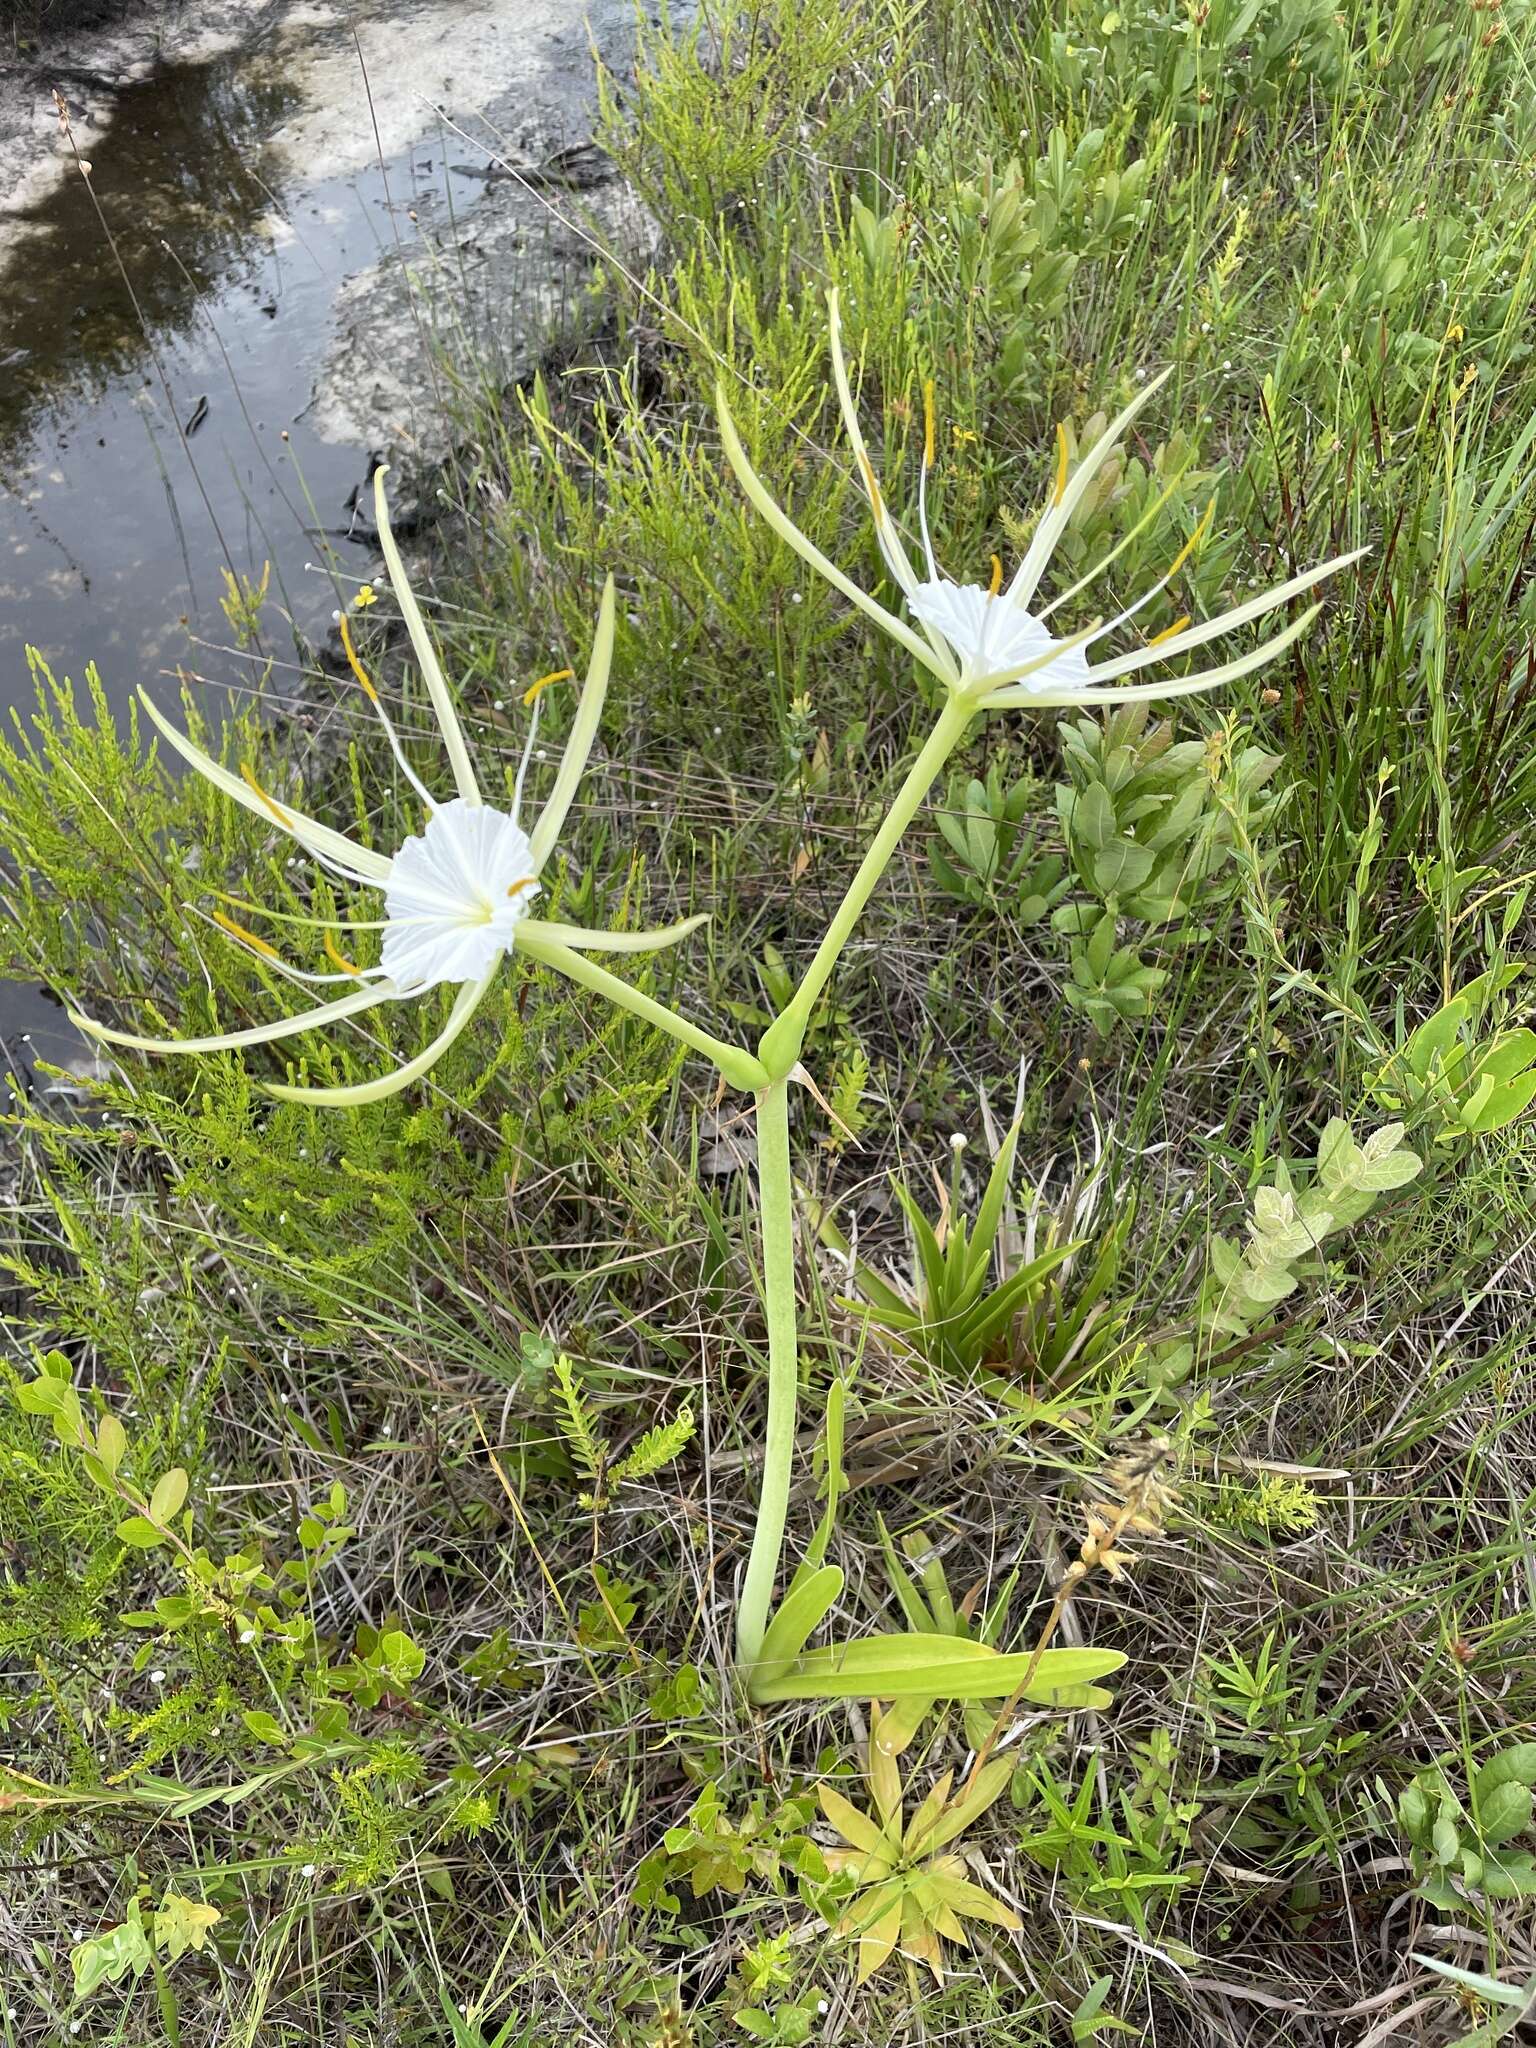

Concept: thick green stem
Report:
left=738, top=696, right=979, bottom=1672
left=758, top=693, right=976, bottom=1077
left=736, top=1071, right=797, bottom=1669
left=519, top=928, right=768, bottom=1093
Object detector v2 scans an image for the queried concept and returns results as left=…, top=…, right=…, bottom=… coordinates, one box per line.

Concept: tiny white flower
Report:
left=149, top=1668, right=166, bottom=1684
left=301, top=1862, right=317, bottom=1876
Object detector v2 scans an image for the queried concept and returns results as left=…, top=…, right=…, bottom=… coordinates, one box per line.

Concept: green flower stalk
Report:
left=720, top=293, right=1366, bottom=1678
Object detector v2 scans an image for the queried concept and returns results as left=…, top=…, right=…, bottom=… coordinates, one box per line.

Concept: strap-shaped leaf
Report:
left=749, top=1631, right=1124, bottom=1704
left=875, top=1515, right=935, bottom=1634
left=953, top=1241, right=1076, bottom=1350
left=818, top=1783, right=898, bottom=1863
left=913, top=1755, right=1015, bottom=1856
left=967, top=1113, right=1024, bottom=1273
left=749, top=1565, right=844, bottom=1682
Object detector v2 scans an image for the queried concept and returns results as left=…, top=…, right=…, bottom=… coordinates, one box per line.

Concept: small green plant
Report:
left=218, top=559, right=271, bottom=648
left=550, top=1352, right=695, bottom=1510
left=1053, top=704, right=1283, bottom=1033
left=815, top=1702, right=1021, bottom=1984
left=928, top=758, right=1068, bottom=919
left=1396, top=1745, right=1536, bottom=1908
left=814, top=1109, right=1132, bottom=1391
left=1148, top=1120, right=1422, bottom=1388
left=634, top=1780, right=827, bottom=1910
left=1199, top=1630, right=1370, bottom=1870
left=732, top=1934, right=825, bottom=2042
left=1012, top=1729, right=1202, bottom=1940
left=70, top=1888, right=222, bottom=2000
left=1370, top=969, right=1536, bottom=1142
left=815, top=1114, right=1076, bottom=1379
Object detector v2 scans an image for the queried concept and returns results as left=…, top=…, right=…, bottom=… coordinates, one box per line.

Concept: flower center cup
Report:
left=381, top=798, right=542, bottom=991
left=909, top=578, right=1096, bottom=694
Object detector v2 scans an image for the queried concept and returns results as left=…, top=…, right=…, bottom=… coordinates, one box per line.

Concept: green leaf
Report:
left=1478, top=1780, right=1532, bottom=1847
left=749, top=1633, right=1124, bottom=1704
left=1474, top=1744, right=1536, bottom=1803
left=875, top=1518, right=934, bottom=1635
left=152, top=1893, right=221, bottom=1964
left=1314, top=1118, right=1360, bottom=1191
left=116, top=1516, right=166, bottom=1550
left=15, top=1375, right=75, bottom=1418
left=1411, top=1956, right=1529, bottom=2009
left=72, top=1915, right=154, bottom=2000
left=376, top=1629, right=426, bottom=1685
left=95, top=1412, right=127, bottom=1478
left=818, top=1782, right=897, bottom=1861
left=241, top=1710, right=288, bottom=1746
left=752, top=1566, right=845, bottom=1679
left=150, top=1468, right=189, bottom=1525
left=968, top=1115, right=1024, bottom=1275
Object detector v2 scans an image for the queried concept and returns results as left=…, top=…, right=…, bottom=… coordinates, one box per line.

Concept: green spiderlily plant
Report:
left=76, top=313, right=1365, bottom=1713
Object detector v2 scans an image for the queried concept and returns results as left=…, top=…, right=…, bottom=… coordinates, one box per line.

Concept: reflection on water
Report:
left=1, top=55, right=300, bottom=462
left=0, top=40, right=483, bottom=1054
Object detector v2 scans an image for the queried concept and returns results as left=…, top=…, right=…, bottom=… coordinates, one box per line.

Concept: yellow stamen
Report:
left=323, top=930, right=361, bottom=976
left=988, top=554, right=1004, bottom=598
left=922, top=379, right=936, bottom=469
left=1052, top=421, right=1070, bottom=508
left=1149, top=614, right=1192, bottom=647
left=522, top=667, right=573, bottom=707
left=212, top=909, right=282, bottom=962
left=506, top=875, right=538, bottom=900
left=337, top=612, right=380, bottom=704
left=857, top=451, right=884, bottom=519
left=239, top=761, right=294, bottom=828
left=1166, top=499, right=1216, bottom=581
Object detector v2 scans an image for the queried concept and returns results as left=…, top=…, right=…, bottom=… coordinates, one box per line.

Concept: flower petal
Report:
left=373, top=467, right=481, bottom=806
left=528, top=575, right=614, bottom=870
left=984, top=602, right=1321, bottom=708
left=528, top=912, right=709, bottom=953
left=263, top=973, right=493, bottom=1106
left=1083, top=547, right=1368, bottom=683
left=826, top=287, right=922, bottom=602
left=716, top=382, right=954, bottom=687
left=139, top=691, right=392, bottom=884
left=69, top=981, right=395, bottom=1056
left=1005, top=366, right=1174, bottom=611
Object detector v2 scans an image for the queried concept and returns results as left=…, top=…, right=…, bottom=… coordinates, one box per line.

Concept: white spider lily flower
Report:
left=71, top=472, right=720, bottom=1106
left=717, top=288, right=1367, bottom=712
